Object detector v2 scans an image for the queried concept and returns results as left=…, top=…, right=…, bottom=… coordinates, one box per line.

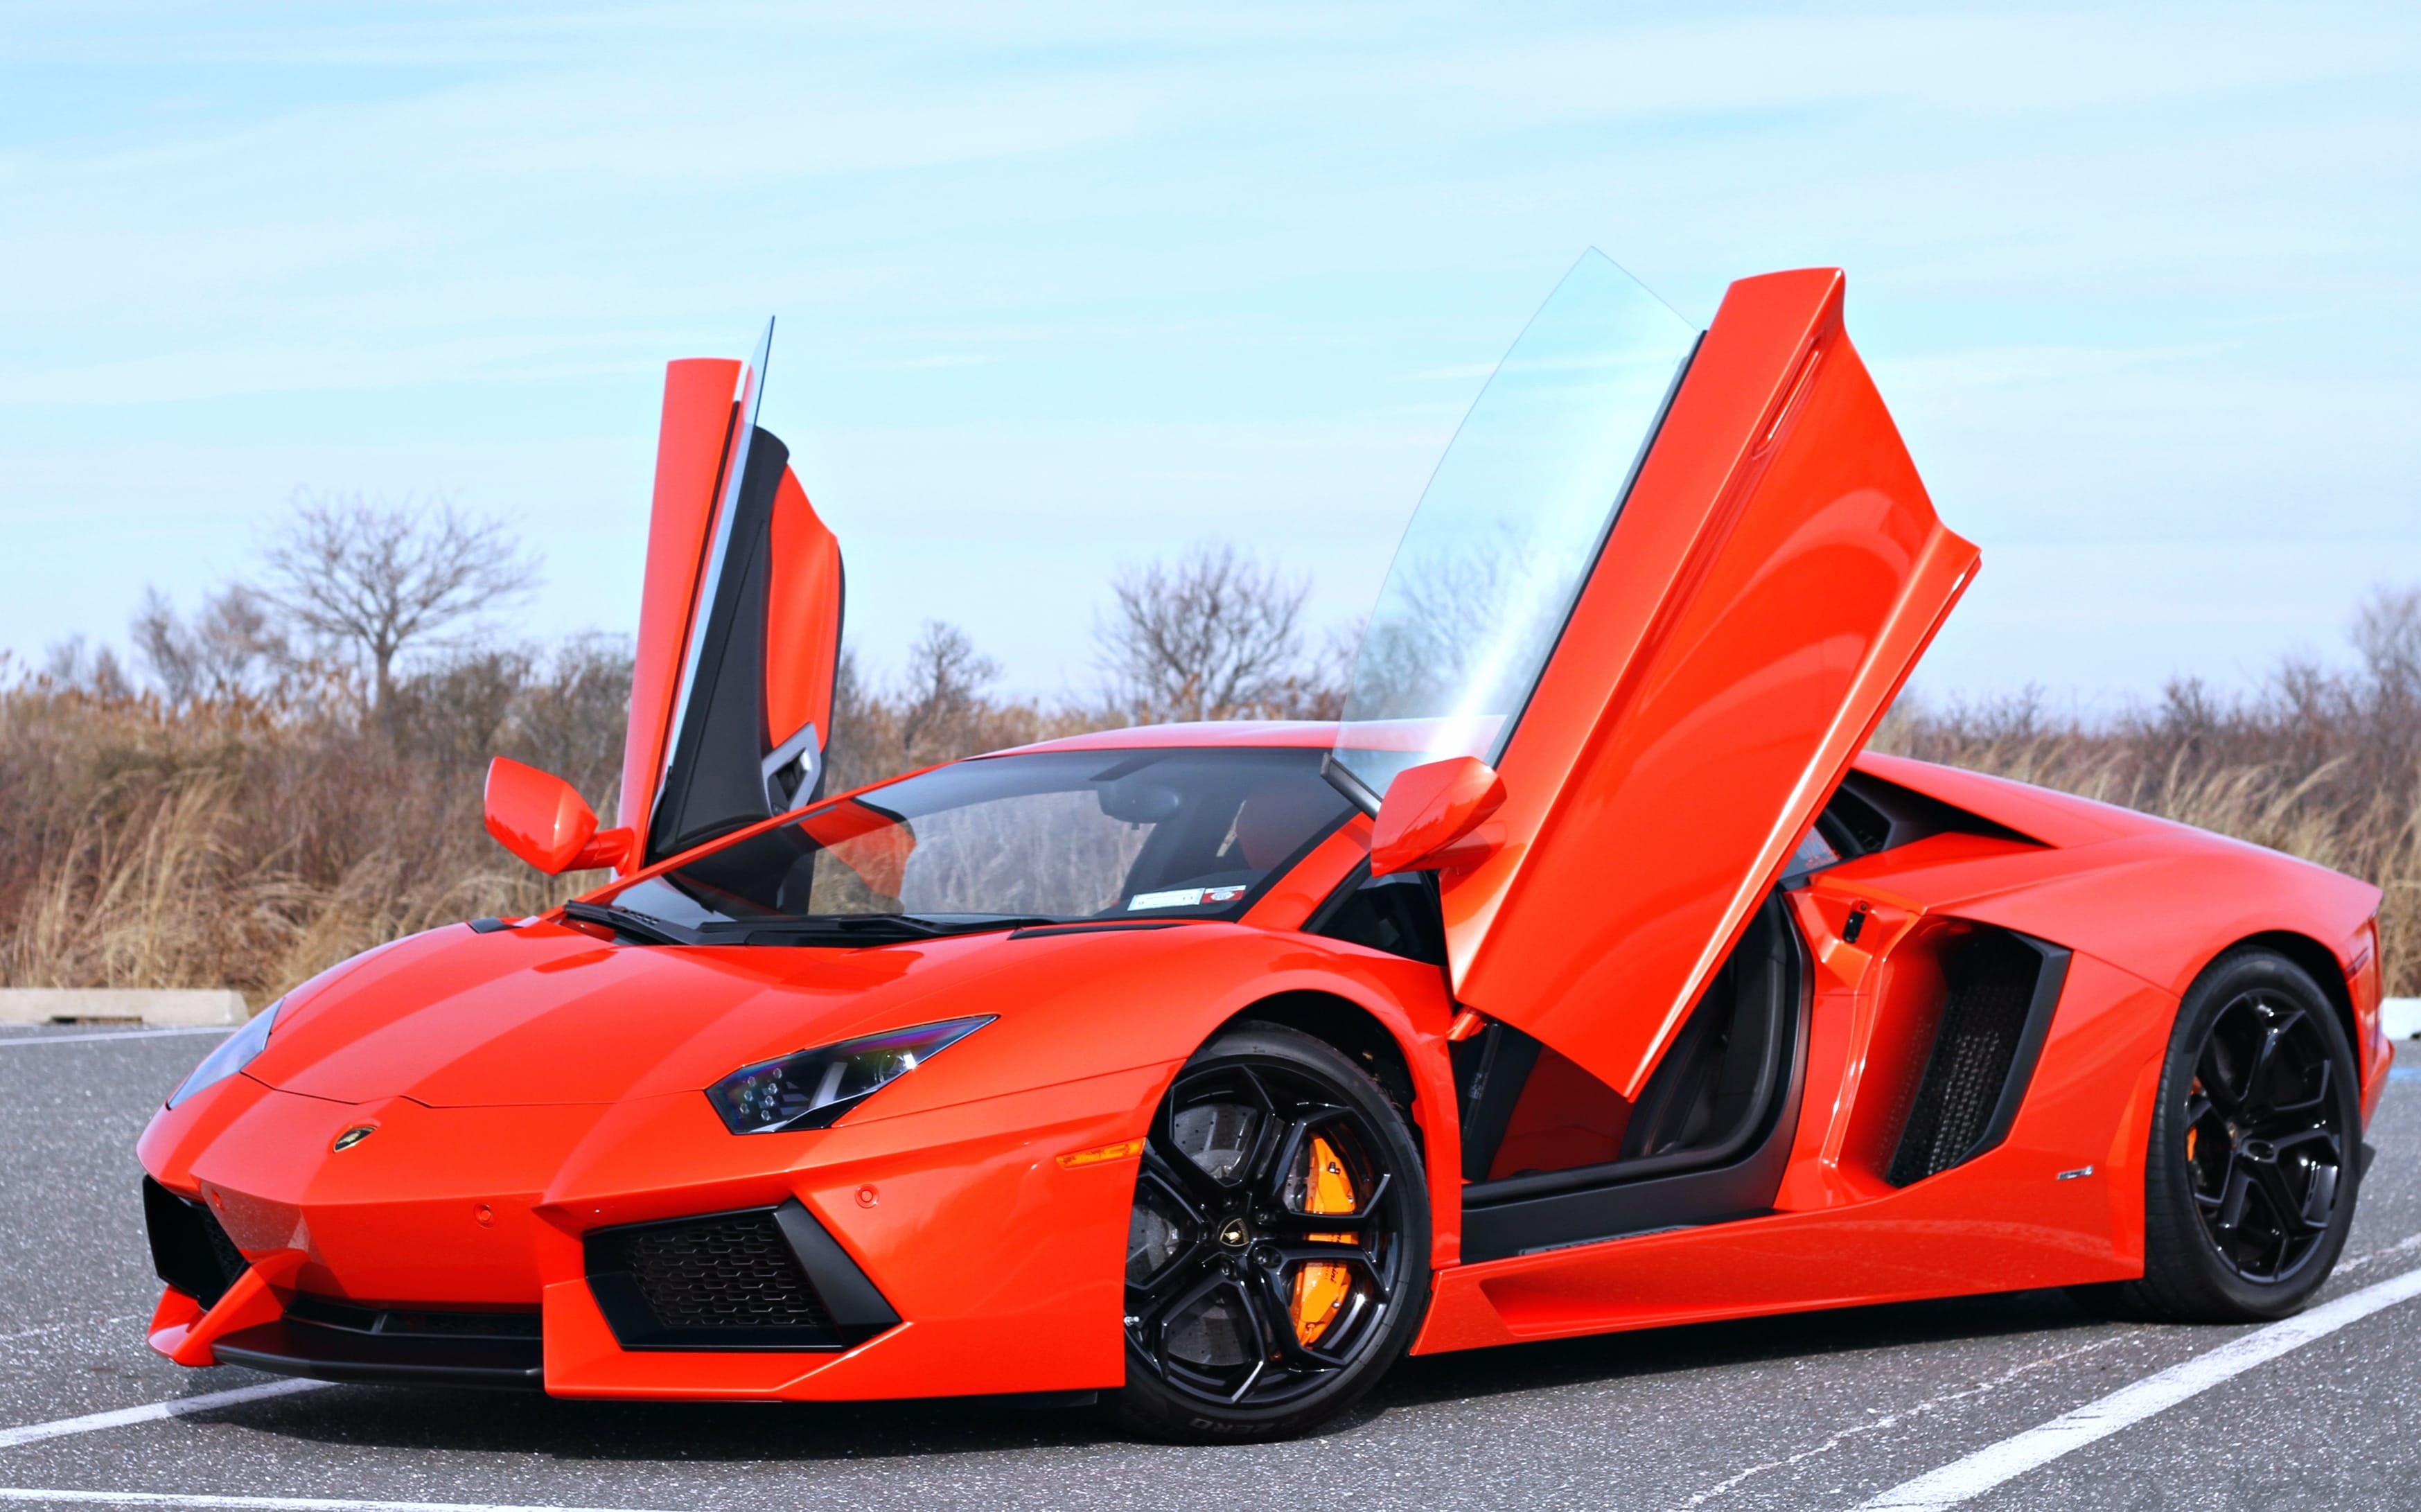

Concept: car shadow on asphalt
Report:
left=176, top=1285, right=2115, bottom=1461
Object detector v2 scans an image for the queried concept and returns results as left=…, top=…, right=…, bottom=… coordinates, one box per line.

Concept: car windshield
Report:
left=598, top=746, right=1352, bottom=939
left=1330, top=250, right=1701, bottom=802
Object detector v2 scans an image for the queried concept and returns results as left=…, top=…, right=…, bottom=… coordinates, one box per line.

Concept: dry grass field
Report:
left=5, top=590, right=2415, bottom=1006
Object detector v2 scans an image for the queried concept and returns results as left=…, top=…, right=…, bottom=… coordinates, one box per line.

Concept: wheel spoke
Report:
left=1140, top=1138, right=1226, bottom=1215
left=2243, top=1150, right=2327, bottom=1236
left=2197, top=1039, right=2247, bottom=1114
left=1132, top=1265, right=1227, bottom=1349
left=2241, top=1024, right=2291, bottom=1115
left=1275, top=1243, right=1393, bottom=1303
left=2301, top=1162, right=2341, bottom=1227
left=2262, top=1059, right=2332, bottom=1125
left=2212, top=1157, right=2252, bottom=1233
left=1225, top=1066, right=1288, bottom=1188
left=1243, top=1265, right=1342, bottom=1371
left=1256, top=1106, right=1352, bottom=1208
left=1263, top=1171, right=1393, bottom=1231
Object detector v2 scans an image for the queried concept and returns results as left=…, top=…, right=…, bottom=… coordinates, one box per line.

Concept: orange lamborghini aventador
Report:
left=138, top=255, right=2391, bottom=1441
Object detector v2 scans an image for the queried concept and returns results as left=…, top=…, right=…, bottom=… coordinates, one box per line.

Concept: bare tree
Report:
left=2354, top=583, right=2421, bottom=698
left=132, top=585, right=289, bottom=704
left=1097, top=543, right=1314, bottom=721
left=257, top=491, right=540, bottom=714
left=898, top=620, right=1001, bottom=762
left=39, top=635, right=132, bottom=698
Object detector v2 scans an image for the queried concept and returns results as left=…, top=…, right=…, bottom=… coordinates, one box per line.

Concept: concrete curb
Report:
left=0, top=989, right=249, bottom=1026
left=2384, top=997, right=2421, bottom=1041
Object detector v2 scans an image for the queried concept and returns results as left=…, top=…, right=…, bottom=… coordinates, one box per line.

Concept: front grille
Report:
left=1887, top=929, right=2064, bottom=1186
left=285, top=1293, right=542, bottom=1341
left=142, top=1177, right=248, bottom=1308
left=583, top=1200, right=897, bottom=1351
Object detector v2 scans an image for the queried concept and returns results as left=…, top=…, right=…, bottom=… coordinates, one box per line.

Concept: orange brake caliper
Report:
left=1289, top=1134, right=1358, bottom=1346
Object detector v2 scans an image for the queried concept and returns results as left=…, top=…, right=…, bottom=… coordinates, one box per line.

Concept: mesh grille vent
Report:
left=1887, top=931, right=2051, bottom=1186
left=619, top=1211, right=833, bottom=1331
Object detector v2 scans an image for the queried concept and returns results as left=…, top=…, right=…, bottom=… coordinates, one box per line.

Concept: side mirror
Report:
left=484, top=757, right=635, bottom=875
left=1368, top=756, right=1507, bottom=877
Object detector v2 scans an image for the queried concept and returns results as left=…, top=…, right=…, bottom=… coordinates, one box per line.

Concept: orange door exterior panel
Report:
left=619, top=358, right=742, bottom=845
left=1440, top=269, right=1979, bottom=1099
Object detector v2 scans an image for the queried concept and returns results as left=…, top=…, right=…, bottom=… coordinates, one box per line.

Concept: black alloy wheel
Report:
left=2073, top=947, right=2362, bottom=1322
left=1115, top=1022, right=1430, bottom=1441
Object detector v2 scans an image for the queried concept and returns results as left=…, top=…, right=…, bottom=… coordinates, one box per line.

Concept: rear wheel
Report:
left=1113, top=1022, right=1430, bottom=1441
left=2075, top=947, right=2360, bottom=1322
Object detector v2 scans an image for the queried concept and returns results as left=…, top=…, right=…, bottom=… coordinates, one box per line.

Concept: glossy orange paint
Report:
left=619, top=358, right=741, bottom=852
left=1438, top=269, right=1979, bottom=1101
left=483, top=757, right=632, bottom=874
left=137, top=269, right=2389, bottom=1407
left=1368, top=756, right=1506, bottom=877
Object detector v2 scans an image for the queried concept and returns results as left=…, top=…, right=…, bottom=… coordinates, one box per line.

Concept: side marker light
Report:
left=1057, top=1139, right=1147, bottom=1169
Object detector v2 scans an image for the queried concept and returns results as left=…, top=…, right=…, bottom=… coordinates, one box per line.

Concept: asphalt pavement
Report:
left=2, top=1021, right=2416, bottom=1511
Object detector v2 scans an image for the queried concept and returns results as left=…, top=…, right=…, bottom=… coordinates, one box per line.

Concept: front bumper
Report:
left=138, top=1062, right=1170, bottom=1400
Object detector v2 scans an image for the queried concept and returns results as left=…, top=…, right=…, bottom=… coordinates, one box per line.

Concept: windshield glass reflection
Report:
left=602, top=746, right=1351, bottom=938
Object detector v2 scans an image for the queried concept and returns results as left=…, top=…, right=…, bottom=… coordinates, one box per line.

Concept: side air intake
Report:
left=1886, top=927, right=2070, bottom=1187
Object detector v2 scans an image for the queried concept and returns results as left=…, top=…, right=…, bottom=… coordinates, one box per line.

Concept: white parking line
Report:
left=0, top=1028, right=235, bottom=1048
left=0, top=1493, right=671, bottom=1512
left=0, top=1381, right=328, bottom=1451
left=1860, top=1260, right=2421, bottom=1509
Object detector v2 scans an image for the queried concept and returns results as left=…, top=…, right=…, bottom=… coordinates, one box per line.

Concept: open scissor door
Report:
left=617, top=324, right=845, bottom=868
left=1332, top=255, right=1976, bottom=1099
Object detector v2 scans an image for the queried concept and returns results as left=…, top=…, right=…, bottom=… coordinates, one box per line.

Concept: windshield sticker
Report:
left=1129, top=889, right=1204, bottom=911
left=1128, top=885, right=1248, bottom=912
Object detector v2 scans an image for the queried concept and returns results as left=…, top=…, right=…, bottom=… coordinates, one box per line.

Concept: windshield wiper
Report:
left=561, top=900, right=692, bottom=946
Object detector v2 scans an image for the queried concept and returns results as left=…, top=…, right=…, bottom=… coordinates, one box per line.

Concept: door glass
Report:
left=1332, top=252, right=1698, bottom=800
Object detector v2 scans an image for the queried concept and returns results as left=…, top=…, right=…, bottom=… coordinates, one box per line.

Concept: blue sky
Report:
left=3, top=1, right=2416, bottom=712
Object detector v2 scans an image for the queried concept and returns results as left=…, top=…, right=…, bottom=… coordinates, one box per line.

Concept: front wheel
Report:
left=1114, top=1021, right=1431, bottom=1442
left=2075, top=947, right=2362, bottom=1322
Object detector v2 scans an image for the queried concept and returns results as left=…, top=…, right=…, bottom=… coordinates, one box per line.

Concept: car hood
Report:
left=245, top=918, right=1025, bottom=1107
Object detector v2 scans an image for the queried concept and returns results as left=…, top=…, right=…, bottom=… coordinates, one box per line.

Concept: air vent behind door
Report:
left=1886, top=926, right=2070, bottom=1186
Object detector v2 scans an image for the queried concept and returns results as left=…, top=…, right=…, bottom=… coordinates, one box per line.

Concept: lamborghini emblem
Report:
left=1217, top=1217, right=1249, bottom=1249
left=331, top=1125, right=378, bottom=1152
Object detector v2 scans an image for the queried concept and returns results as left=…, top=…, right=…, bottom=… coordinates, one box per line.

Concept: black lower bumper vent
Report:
left=584, top=1199, right=899, bottom=1351
left=142, top=1177, right=248, bottom=1308
left=1887, top=927, right=2071, bottom=1186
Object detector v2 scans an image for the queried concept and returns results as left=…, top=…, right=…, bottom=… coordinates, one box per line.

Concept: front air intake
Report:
left=583, top=1199, right=899, bottom=1351
left=142, top=1177, right=248, bottom=1308
left=1886, top=927, right=2070, bottom=1187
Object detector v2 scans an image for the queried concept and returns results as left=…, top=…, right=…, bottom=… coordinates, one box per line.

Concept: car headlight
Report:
left=706, top=1016, right=994, bottom=1134
left=168, top=998, right=283, bottom=1109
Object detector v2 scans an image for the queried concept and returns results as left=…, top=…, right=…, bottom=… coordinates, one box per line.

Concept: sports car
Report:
left=139, top=254, right=2392, bottom=1441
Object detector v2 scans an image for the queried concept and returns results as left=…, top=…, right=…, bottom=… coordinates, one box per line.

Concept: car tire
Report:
left=2072, top=947, right=2361, bottom=1323
left=1111, top=1021, right=1432, bottom=1442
